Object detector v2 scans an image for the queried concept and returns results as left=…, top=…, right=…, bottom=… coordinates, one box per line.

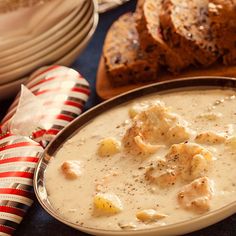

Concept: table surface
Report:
left=0, top=1, right=235, bottom=235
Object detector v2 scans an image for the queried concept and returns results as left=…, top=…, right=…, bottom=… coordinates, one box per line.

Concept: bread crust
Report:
left=136, top=0, right=188, bottom=73
left=209, top=0, right=236, bottom=65
left=160, top=0, right=219, bottom=67
left=103, top=12, right=159, bottom=86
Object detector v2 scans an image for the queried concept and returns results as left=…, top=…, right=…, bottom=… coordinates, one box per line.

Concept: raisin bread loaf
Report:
left=134, top=0, right=145, bottom=27
left=209, top=0, right=236, bottom=65
left=160, top=0, right=219, bottom=67
left=136, top=0, right=188, bottom=73
left=103, top=12, right=159, bottom=86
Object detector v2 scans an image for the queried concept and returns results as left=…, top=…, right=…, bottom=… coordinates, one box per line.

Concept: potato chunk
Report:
left=60, top=160, right=82, bottom=179
left=190, top=154, right=208, bottom=179
left=118, top=222, right=136, bottom=229
left=165, top=143, right=212, bottom=181
left=97, top=138, right=121, bottom=157
left=136, top=209, right=167, bottom=223
left=93, top=193, right=123, bottom=214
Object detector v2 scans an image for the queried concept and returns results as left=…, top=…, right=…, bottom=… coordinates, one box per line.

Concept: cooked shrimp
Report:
left=177, top=177, right=213, bottom=213
left=225, top=135, right=236, bottom=149
left=195, top=131, right=226, bottom=144
left=145, top=160, right=178, bottom=188
left=136, top=209, right=167, bottom=222
left=61, top=160, right=82, bottom=179
left=145, top=143, right=212, bottom=187
left=122, top=124, right=144, bottom=155
left=166, top=125, right=191, bottom=144
left=134, top=135, right=165, bottom=154
left=165, top=143, right=212, bottom=181
left=196, top=112, right=222, bottom=121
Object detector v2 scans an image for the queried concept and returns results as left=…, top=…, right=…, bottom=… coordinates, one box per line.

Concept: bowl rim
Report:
left=34, top=76, right=236, bottom=235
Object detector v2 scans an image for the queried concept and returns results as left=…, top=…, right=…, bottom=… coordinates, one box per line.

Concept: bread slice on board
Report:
left=209, top=0, right=236, bottom=65
left=103, top=12, right=159, bottom=86
left=135, top=0, right=145, bottom=18
left=136, top=0, right=188, bottom=73
left=160, top=0, right=219, bottom=67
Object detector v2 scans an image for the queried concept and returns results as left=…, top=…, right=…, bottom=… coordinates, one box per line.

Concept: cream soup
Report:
left=46, top=89, right=236, bottom=231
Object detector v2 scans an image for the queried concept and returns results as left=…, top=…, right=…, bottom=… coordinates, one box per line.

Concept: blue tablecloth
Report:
left=0, top=1, right=235, bottom=235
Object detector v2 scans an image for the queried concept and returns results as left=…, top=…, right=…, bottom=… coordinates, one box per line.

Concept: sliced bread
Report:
left=136, top=0, right=188, bottom=73
left=160, top=0, right=219, bottom=67
left=103, top=12, right=159, bottom=86
left=135, top=0, right=146, bottom=17
left=209, top=0, right=236, bottom=65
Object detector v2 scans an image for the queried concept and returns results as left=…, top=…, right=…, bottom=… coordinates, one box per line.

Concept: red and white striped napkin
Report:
left=0, top=133, right=43, bottom=236
left=1, top=65, right=90, bottom=144
left=0, top=65, right=90, bottom=235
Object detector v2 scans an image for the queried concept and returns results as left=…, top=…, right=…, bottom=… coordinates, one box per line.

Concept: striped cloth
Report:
left=1, top=65, right=90, bottom=144
left=0, top=65, right=90, bottom=235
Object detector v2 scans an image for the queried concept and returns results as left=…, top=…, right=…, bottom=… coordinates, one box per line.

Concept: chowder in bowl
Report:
left=34, top=77, right=236, bottom=235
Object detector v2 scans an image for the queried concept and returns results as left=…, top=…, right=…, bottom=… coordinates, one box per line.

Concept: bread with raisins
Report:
left=209, top=0, right=236, bottom=65
left=103, top=12, right=159, bottom=86
left=160, top=0, right=219, bottom=67
left=136, top=0, right=188, bottom=73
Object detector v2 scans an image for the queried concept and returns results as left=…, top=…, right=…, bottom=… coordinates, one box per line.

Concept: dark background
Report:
left=0, top=1, right=235, bottom=235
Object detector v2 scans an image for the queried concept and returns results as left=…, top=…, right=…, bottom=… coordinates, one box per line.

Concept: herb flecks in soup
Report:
left=46, top=89, right=236, bottom=230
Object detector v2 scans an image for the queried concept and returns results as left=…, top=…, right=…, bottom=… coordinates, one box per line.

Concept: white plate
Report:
left=0, top=77, right=26, bottom=100
left=0, top=5, right=79, bottom=59
left=0, top=0, right=80, bottom=49
left=0, top=0, right=86, bottom=58
left=0, top=29, right=95, bottom=101
left=98, top=0, right=130, bottom=13
left=0, top=0, right=98, bottom=100
left=0, top=26, right=94, bottom=101
left=57, top=11, right=99, bottom=66
left=0, top=6, right=83, bottom=66
left=0, top=0, right=96, bottom=84
left=0, top=0, right=62, bottom=47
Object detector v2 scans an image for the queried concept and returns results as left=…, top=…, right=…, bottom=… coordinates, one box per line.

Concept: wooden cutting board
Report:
left=96, top=56, right=236, bottom=100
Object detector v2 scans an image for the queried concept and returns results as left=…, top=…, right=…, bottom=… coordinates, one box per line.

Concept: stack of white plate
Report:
left=98, top=0, right=130, bottom=13
left=0, top=0, right=98, bottom=99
